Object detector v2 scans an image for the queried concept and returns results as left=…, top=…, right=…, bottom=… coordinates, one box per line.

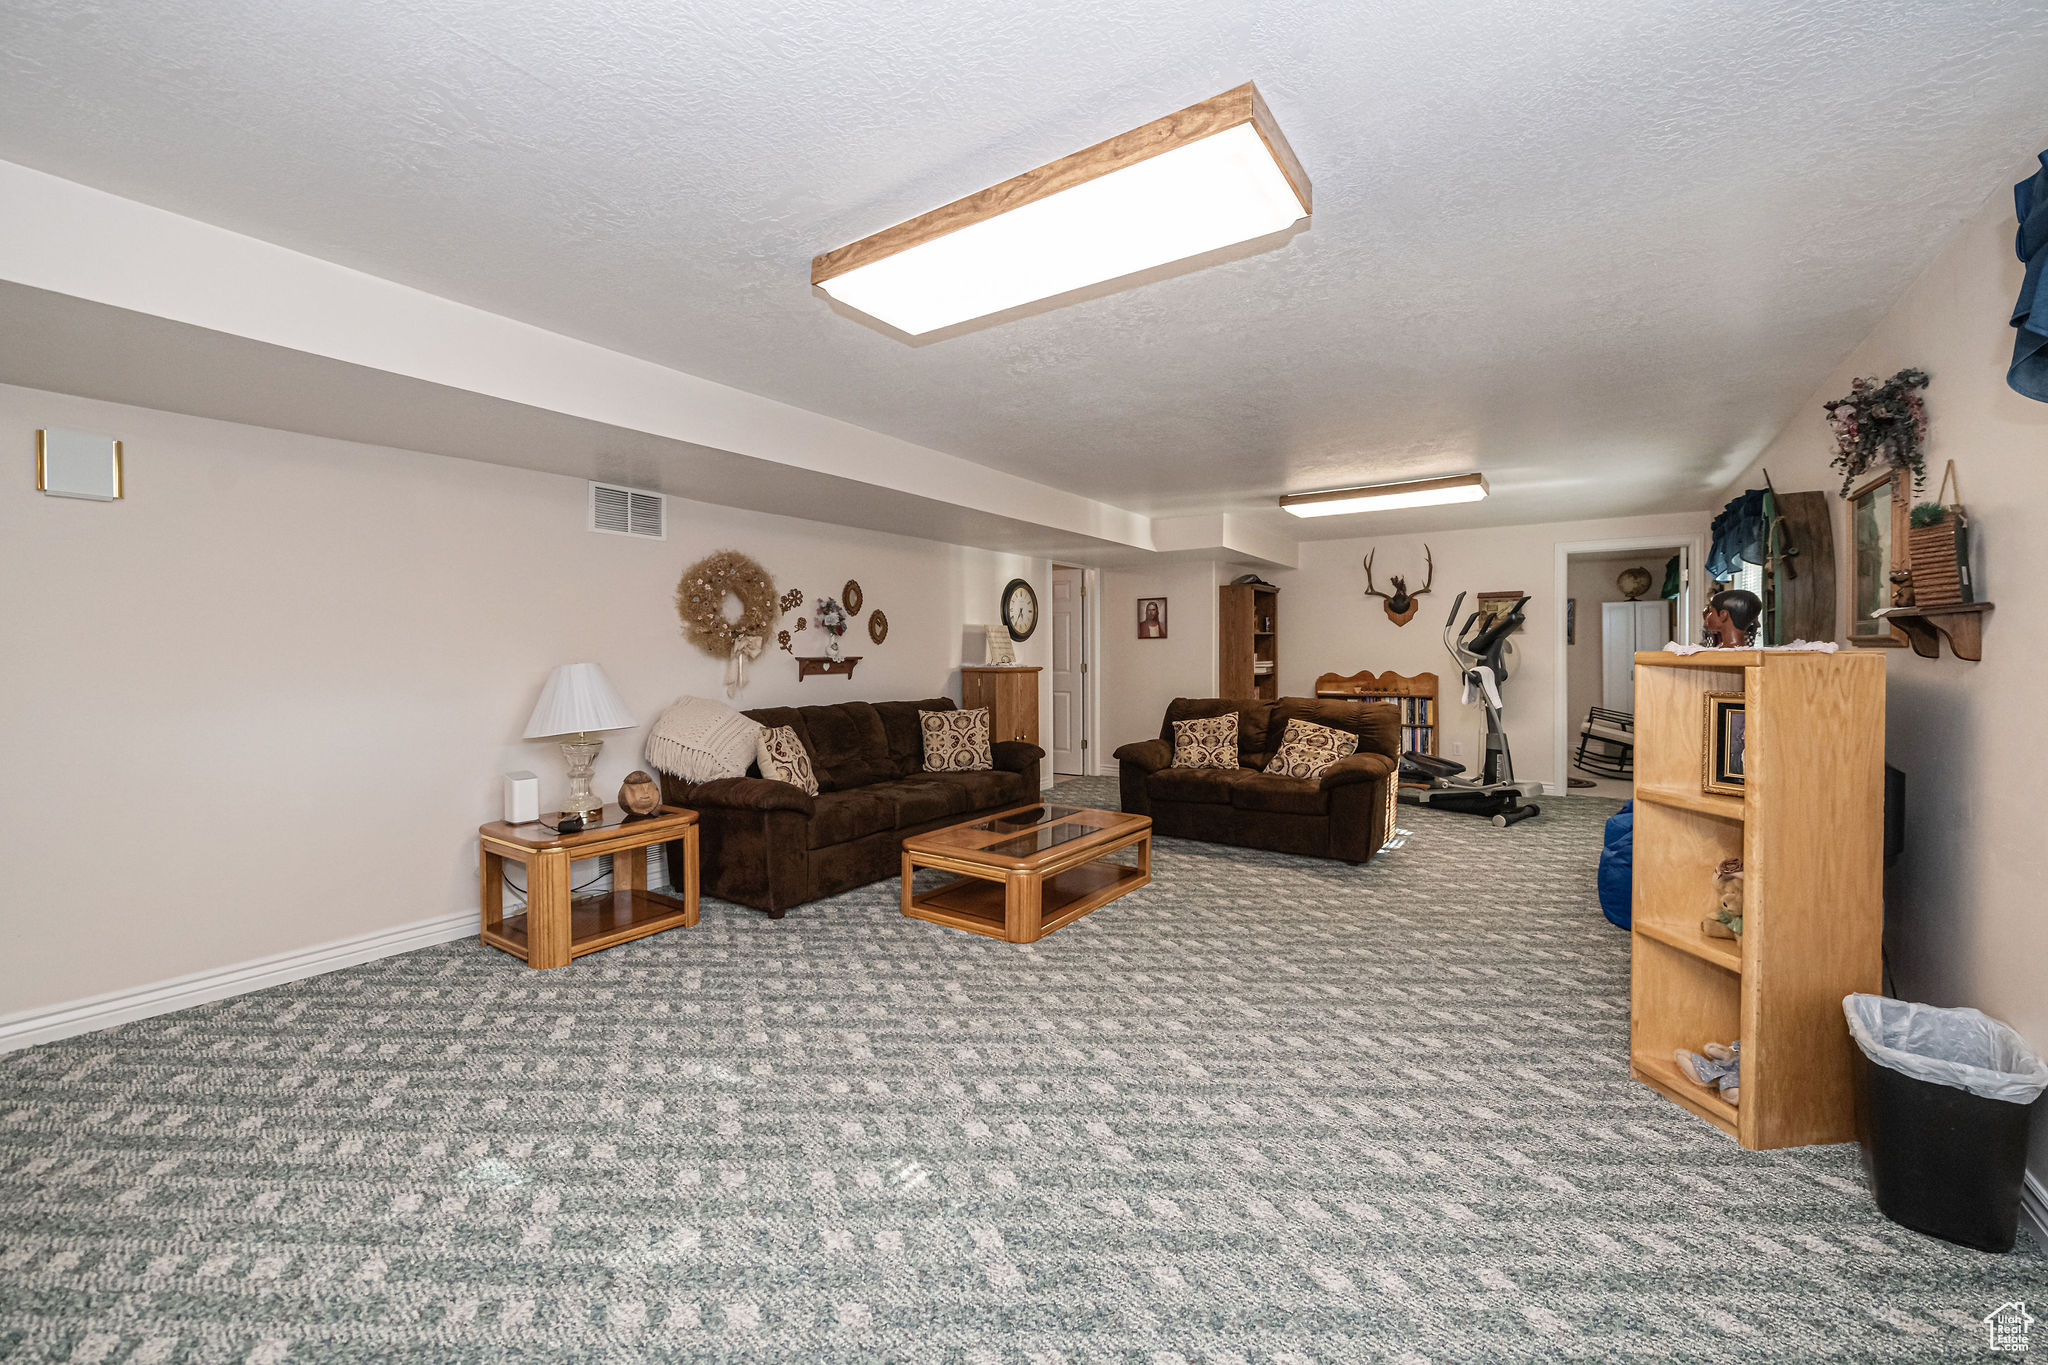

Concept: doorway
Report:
left=1552, top=537, right=1703, bottom=798
left=1049, top=566, right=1090, bottom=777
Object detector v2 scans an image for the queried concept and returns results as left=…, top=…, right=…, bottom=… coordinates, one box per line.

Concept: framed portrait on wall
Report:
left=1566, top=598, right=1576, bottom=646
left=1847, top=468, right=1908, bottom=647
left=1137, top=597, right=1169, bottom=639
left=1702, top=691, right=1746, bottom=795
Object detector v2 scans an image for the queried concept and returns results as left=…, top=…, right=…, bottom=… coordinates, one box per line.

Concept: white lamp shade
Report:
left=522, top=663, right=638, bottom=739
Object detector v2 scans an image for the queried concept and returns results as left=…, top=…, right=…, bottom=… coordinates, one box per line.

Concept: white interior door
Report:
left=1049, top=568, right=1085, bottom=775
left=1601, top=601, right=1635, bottom=711
left=1672, top=543, right=1693, bottom=643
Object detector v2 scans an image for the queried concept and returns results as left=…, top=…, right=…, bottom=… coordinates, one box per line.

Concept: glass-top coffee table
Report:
left=899, top=802, right=1152, bottom=943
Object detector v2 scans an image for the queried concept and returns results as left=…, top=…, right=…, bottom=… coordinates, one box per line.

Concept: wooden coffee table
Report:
left=900, top=802, right=1151, bottom=943
left=478, top=805, right=699, bottom=968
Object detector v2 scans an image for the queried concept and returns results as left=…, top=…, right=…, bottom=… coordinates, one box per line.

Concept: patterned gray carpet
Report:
left=1, top=780, right=2038, bottom=1363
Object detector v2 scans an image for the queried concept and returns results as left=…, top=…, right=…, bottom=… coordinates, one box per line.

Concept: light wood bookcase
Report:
left=1628, top=649, right=1885, bottom=1149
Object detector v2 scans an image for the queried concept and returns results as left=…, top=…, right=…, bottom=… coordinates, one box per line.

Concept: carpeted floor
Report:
left=1, top=779, right=2038, bottom=1363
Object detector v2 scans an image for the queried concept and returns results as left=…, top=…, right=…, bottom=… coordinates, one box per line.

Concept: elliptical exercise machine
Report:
left=1399, top=591, right=1543, bottom=826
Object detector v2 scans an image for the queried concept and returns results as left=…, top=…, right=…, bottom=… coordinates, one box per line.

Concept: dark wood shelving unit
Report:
left=1219, top=583, right=1279, bottom=700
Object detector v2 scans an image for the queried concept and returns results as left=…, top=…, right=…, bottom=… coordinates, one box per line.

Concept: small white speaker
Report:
left=503, top=771, right=540, bottom=824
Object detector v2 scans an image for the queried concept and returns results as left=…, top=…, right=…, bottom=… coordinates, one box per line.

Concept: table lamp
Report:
left=522, top=663, right=638, bottom=825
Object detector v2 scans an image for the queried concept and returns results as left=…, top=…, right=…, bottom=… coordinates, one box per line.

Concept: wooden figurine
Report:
left=619, top=770, right=661, bottom=817
left=1889, top=568, right=1916, bottom=608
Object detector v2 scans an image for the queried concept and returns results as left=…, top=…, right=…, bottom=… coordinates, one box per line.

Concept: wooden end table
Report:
left=478, top=805, right=699, bottom=968
left=900, top=802, right=1151, bottom=943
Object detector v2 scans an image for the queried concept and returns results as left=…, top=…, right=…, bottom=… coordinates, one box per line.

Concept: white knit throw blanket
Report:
left=644, top=695, right=762, bottom=784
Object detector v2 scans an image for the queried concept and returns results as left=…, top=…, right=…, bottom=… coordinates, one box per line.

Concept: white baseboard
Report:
left=0, top=909, right=475, bottom=1054
left=2023, top=1172, right=2048, bottom=1252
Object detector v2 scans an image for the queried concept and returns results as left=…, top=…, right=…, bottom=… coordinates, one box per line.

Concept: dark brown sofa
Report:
left=658, top=697, right=1044, bottom=916
left=1112, top=697, right=1400, bottom=862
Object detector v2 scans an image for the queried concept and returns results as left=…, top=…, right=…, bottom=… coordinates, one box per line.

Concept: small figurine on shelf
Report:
left=1702, top=857, right=1744, bottom=940
left=1889, top=568, right=1916, bottom=608
left=618, top=770, right=661, bottom=817
left=1675, top=1041, right=1741, bottom=1105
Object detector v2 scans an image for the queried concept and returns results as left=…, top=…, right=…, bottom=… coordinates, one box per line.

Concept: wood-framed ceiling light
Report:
left=1279, top=474, right=1491, bottom=518
left=811, top=83, right=1311, bottom=336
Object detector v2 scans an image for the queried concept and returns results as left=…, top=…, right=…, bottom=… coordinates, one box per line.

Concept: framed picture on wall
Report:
left=1474, top=590, right=1527, bottom=634
left=1566, top=598, right=1577, bottom=646
left=1847, top=468, right=1908, bottom=647
left=1137, top=597, right=1169, bottom=639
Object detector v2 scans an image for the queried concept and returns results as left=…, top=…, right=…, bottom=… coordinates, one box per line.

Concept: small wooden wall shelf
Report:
left=1628, top=649, right=1885, bottom=1150
left=796, top=655, right=862, bottom=680
left=1872, top=603, right=1992, bottom=661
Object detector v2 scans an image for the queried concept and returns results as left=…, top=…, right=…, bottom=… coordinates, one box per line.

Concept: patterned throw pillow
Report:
left=921, top=708, right=994, bottom=772
left=1171, top=713, right=1239, bottom=769
left=1263, top=718, right=1359, bottom=780
left=755, top=724, right=819, bottom=795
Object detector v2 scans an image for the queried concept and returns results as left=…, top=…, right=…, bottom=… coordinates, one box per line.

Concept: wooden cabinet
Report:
left=1219, top=583, right=1279, bottom=700
left=1601, top=600, right=1671, bottom=711
left=962, top=665, right=1041, bottom=746
left=1628, top=649, right=1885, bottom=1149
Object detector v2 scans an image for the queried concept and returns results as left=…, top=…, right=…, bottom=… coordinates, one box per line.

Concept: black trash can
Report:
left=1845, top=995, right=2048, bottom=1254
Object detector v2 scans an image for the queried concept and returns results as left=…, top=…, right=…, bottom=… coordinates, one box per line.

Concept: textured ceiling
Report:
left=3, top=0, right=2045, bottom=537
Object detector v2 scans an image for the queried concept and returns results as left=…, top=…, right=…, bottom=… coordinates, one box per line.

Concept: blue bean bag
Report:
left=1598, top=801, right=1633, bottom=930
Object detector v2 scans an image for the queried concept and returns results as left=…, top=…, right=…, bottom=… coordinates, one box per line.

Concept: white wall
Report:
left=1276, top=514, right=1706, bottom=784
left=0, top=383, right=1047, bottom=1021
left=1714, top=173, right=2048, bottom=1184
left=1095, top=559, right=1236, bottom=764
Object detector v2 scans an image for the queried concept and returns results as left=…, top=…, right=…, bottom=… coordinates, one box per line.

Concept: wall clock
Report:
left=1001, top=578, right=1038, bottom=641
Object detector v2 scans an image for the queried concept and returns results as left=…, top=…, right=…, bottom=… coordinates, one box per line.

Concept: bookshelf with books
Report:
left=1219, top=583, right=1280, bottom=700
left=1313, top=669, right=1438, bottom=758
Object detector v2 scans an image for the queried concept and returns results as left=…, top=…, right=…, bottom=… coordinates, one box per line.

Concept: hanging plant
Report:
left=1823, top=368, right=1930, bottom=495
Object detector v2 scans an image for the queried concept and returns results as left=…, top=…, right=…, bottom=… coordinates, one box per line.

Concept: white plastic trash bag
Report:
left=1844, top=994, right=2048, bottom=1105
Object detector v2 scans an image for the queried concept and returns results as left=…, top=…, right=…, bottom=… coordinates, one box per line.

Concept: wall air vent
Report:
left=589, top=482, right=665, bottom=540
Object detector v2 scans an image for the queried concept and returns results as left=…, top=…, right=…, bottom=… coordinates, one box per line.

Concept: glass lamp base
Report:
left=560, top=737, right=604, bottom=823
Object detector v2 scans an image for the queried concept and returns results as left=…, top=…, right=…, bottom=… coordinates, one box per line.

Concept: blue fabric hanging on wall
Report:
left=1706, top=488, right=1766, bottom=579
left=2013, top=150, right=2048, bottom=402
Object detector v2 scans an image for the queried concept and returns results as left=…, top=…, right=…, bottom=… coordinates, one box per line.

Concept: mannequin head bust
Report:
left=1702, top=589, right=1762, bottom=647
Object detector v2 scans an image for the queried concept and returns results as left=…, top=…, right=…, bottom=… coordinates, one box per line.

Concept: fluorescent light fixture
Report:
left=812, top=83, right=1310, bottom=336
left=1279, top=473, right=1491, bottom=518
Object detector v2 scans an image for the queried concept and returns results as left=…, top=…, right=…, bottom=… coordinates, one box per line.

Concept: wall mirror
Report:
left=1847, top=467, right=1908, bottom=646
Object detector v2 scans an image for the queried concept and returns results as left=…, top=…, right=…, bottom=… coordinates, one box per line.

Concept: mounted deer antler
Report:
left=1363, top=545, right=1433, bottom=625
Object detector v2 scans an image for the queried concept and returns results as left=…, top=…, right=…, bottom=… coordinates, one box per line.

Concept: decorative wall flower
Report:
left=814, top=597, right=850, bottom=637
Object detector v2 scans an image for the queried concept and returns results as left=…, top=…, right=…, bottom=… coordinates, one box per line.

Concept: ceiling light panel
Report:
left=813, top=84, right=1310, bottom=336
left=1279, top=474, right=1490, bottom=518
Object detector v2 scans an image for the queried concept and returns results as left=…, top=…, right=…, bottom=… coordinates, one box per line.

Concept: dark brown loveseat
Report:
left=658, top=698, right=1044, bottom=916
left=1112, top=697, right=1400, bottom=863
